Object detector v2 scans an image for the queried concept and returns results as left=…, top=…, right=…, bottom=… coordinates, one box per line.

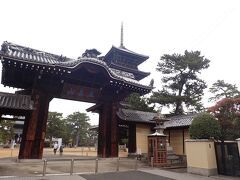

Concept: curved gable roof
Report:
left=0, top=41, right=153, bottom=92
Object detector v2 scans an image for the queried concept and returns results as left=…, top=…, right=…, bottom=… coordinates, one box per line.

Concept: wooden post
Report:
left=110, top=102, right=118, bottom=157
left=19, top=90, right=51, bottom=159
left=97, top=101, right=119, bottom=158
left=97, top=103, right=109, bottom=158
left=128, top=123, right=136, bottom=153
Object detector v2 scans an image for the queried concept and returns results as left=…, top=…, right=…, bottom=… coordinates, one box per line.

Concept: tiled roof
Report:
left=117, top=108, right=197, bottom=128
left=0, top=92, right=34, bottom=110
left=1, top=41, right=68, bottom=64
left=0, top=41, right=152, bottom=91
left=117, top=108, right=156, bottom=124
left=112, top=46, right=149, bottom=59
left=164, top=114, right=196, bottom=128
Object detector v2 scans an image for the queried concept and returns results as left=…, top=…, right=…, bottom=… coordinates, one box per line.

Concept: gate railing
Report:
left=41, top=157, right=138, bottom=176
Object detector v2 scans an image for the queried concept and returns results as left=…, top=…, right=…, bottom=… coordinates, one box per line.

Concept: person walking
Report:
left=53, top=142, right=58, bottom=155
left=59, top=145, right=63, bottom=156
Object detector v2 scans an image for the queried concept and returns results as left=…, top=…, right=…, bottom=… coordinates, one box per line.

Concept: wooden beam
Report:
left=0, top=117, right=25, bottom=121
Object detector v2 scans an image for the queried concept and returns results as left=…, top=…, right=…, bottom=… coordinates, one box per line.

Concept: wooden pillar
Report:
left=182, top=128, right=185, bottom=154
left=128, top=123, right=136, bottom=153
left=97, top=103, right=109, bottom=158
left=19, top=90, right=51, bottom=159
left=98, top=102, right=119, bottom=158
left=110, top=102, right=118, bottom=157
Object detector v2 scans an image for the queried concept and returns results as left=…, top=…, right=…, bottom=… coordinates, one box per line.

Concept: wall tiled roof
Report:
left=117, top=108, right=197, bottom=128
left=117, top=108, right=156, bottom=124
left=164, top=114, right=196, bottom=128
left=0, top=92, right=34, bottom=110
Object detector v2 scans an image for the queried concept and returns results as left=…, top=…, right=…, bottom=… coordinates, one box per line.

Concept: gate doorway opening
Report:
left=48, top=99, right=99, bottom=148
left=49, top=98, right=99, bottom=125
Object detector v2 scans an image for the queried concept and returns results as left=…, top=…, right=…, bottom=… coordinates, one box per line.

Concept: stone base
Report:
left=187, top=166, right=218, bottom=176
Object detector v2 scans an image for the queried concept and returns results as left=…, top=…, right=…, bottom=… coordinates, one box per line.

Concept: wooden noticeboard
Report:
left=60, top=83, right=100, bottom=103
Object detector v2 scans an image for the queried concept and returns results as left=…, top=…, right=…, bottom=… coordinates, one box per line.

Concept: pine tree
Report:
left=150, top=50, right=210, bottom=115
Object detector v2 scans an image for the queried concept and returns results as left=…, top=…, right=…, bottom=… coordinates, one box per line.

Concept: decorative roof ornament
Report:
left=1, top=41, right=9, bottom=54
left=58, top=55, right=67, bottom=62
left=81, top=49, right=101, bottom=58
left=149, top=79, right=154, bottom=87
left=120, top=22, right=125, bottom=48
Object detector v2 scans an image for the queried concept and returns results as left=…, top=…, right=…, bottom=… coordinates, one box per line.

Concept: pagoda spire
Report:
left=120, top=22, right=124, bottom=48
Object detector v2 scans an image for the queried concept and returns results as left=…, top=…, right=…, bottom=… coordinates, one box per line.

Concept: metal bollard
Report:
left=95, top=158, right=98, bottom=174
left=151, top=157, right=154, bottom=169
left=42, top=159, right=47, bottom=176
left=116, top=158, right=120, bottom=172
left=70, top=159, right=74, bottom=175
left=10, top=149, right=13, bottom=157
left=135, top=157, right=138, bottom=171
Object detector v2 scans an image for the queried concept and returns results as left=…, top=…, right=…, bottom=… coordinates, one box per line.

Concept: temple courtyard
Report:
left=0, top=148, right=238, bottom=180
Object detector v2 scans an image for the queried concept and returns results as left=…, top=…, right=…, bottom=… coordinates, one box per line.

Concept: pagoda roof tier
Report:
left=104, top=46, right=150, bottom=80
left=0, top=42, right=152, bottom=94
left=105, top=46, right=149, bottom=64
left=110, top=63, right=150, bottom=80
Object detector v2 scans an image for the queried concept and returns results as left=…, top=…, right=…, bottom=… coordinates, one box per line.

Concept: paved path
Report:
left=82, top=171, right=173, bottom=180
left=0, top=175, right=85, bottom=180
left=0, top=169, right=239, bottom=180
left=140, top=169, right=240, bottom=180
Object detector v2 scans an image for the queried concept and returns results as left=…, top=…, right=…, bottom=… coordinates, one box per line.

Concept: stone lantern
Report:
left=148, top=111, right=169, bottom=166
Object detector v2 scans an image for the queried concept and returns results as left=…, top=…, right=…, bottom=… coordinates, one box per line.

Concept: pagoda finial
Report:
left=120, top=22, right=124, bottom=48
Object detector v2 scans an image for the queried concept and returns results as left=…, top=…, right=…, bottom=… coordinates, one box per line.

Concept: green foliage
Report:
left=209, top=80, right=240, bottom=102
left=66, top=112, right=91, bottom=146
left=0, top=120, right=14, bottom=144
left=150, top=50, right=210, bottom=115
left=189, top=113, right=221, bottom=139
left=125, top=93, right=155, bottom=112
left=46, top=112, right=70, bottom=145
left=46, top=111, right=95, bottom=147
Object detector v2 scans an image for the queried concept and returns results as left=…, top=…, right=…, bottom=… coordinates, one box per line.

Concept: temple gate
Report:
left=0, top=39, right=151, bottom=159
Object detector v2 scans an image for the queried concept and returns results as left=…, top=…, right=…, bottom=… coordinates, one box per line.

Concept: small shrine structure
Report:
left=148, top=112, right=169, bottom=166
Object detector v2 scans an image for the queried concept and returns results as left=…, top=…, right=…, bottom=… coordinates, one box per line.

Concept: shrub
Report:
left=189, top=113, right=221, bottom=139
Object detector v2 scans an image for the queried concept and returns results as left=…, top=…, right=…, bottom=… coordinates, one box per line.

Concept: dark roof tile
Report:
left=0, top=41, right=153, bottom=91
left=0, top=92, right=34, bottom=110
left=117, top=108, right=197, bottom=128
left=117, top=109, right=156, bottom=124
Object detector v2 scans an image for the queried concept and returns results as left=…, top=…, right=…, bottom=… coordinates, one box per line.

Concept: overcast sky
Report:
left=0, top=0, right=240, bottom=125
